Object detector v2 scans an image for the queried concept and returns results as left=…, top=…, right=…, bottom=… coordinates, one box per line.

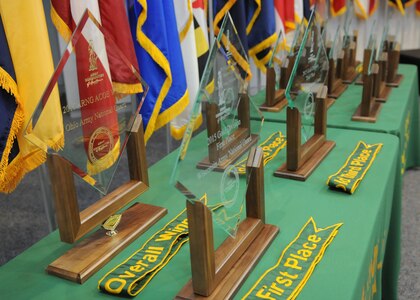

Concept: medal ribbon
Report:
left=242, top=218, right=342, bottom=300
left=326, top=141, right=382, bottom=194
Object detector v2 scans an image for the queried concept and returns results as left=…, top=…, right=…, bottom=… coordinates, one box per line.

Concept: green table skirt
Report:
left=251, top=64, right=420, bottom=172
left=0, top=123, right=400, bottom=300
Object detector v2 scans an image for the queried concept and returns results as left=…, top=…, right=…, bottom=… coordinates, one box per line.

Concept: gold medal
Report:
left=102, top=214, right=122, bottom=236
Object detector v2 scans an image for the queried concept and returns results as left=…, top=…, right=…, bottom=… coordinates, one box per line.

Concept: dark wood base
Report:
left=46, top=203, right=167, bottom=284
left=375, top=85, right=392, bottom=103
left=260, top=92, right=287, bottom=112
left=274, top=141, right=335, bottom=181
left=197, top=134, right=259, bottom=171
left=328, top=81, right=348, bottom=99
left=342, top=68, right=359, bottom=84
left=386, top=74, right=404, bottom=87
left=175, top=224, right=279, bottom=300
left=352, top=102, right=382, bottom=123
left=326, top=98, right=335, bottom=109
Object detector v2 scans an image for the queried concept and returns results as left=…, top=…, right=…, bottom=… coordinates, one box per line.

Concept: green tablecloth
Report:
left=0, top=123, right=400, bottom=300
left=251, top=64, right=420, bottom=172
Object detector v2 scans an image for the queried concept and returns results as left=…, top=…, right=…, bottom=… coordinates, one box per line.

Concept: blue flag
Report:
left=0, top=16, right=23, bottom=193
left=127, top=0, right=188, bottom=142
left=246, top=0, right=276, bottom=72
left=304, top=0, right=313, bottom=20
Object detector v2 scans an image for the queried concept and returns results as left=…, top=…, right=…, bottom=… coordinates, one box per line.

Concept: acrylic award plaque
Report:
left=352, top=34, right=382, bottom=123
left=24, top=10, right=166, bottom=283
left=274, top=10, right=335, bottom=181
left=326, top=26, right=347, bottom=99
left=373, top=24, right=392, bottom=102
left=261, top=30, right=288, bottom=112
left=171, top=13, right=278, bottom=300
left=385, top=20, right=403, bottom=87
left=339, top=2, right=359, bottom=84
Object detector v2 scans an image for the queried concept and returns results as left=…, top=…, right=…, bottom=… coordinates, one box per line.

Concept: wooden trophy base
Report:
left=46, top=203, right=167, bottom=284
left=328, top=80, right=348, bottom=99
left=176, top=222, right=279, bottom=300
left=375, top=85, right=392, bottom=103
left=352, top=102, right=382, bottom=122
left=260, top=90, right=287, bottom=112
left=355, top=77, right=364, bottom=85
left=274, top=140, right=336, bottom=181
left=342, top=67, right=359, bottom=84
left=197, top=134, right=259, bottom=171
left=326, top=98, right=335, bottom=109
left=386, top=74, right=404, bottom=87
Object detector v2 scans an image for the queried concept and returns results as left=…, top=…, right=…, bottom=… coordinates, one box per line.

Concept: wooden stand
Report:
left=274, top=86, right=335, bottom=181
left=197, top=94, right=258, bottom=171
left=177, top=147, right=279, bottom=300
left=340, top=34, right=360, bottom=84
left=386, top=42, right=403, bottom=87
left=327, top=49, right=347, bottom=100
left=46, top=115, right=167, bottom=283
left=260, top=63, right=288, bottom=112
left=352, top=64, right=382, bottom=123
left=374, top=53, right=391, bottom=102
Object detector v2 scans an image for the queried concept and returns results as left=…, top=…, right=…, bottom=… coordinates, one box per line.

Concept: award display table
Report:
left=0, top=123, right=400, bottom=300
left=251, top=64, right=420, bottom=173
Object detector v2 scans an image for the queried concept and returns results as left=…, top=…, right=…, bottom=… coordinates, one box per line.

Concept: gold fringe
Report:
left=0, top=67, right=25, bottom=187
left=50, top=3, right=72, bottom=42
left=112, top=81, right=143, bottom=95
left=0, top=149, right=47, bottom=194
left=170, top=113, right=203, bottom=140
left=155, top=89, right=189, bottom=130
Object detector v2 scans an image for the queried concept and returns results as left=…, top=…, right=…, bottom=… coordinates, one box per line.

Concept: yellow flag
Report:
left=0, top=0, right=63, bottom=193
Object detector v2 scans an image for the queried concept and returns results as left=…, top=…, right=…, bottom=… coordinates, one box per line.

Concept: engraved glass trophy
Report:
left=171, top=12, right=263, bottom=238
left=285, top=11, right=329, bottom=143
left=275, top=9, right=335, bottom=180
left=24, top=11, right=146, bottom=195
left=172, top=15, right=277, bottom=298
left=262, top=30, right=288, bottom=111
left=23, top=10, right=167, bottom=284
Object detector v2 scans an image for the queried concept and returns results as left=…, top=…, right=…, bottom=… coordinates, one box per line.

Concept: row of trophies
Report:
left=22, top=4, right=402, bottom=299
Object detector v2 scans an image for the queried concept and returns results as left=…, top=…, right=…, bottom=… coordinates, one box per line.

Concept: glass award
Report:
left=385, top=16, right=403, bottom=86
left=340, top=1, right=359, bottom=83
left=285, top=11, right=329, bottom=143
left=171, top=13, right=263, bottom=238
left=327, top=25, right=347, bottom=99
left=329, top=26, right=343, bottom=61
left=352, top=32, right=382, bottom=122
left=274, top=9, right=334, bottom=180
left=23, top=9, right=167, bottom=284
left=24, top=10, right=146, bottom=195
left=377, top=23, right=389, bottom=61
left=262, top=30, right=288, bottom=111
left=289, top=21, right=306, bottom=57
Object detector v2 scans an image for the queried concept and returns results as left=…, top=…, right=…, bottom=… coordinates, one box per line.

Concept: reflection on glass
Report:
left=24, top=10, right=146, bottom=194
left=171, top=12, right=263, bottom=238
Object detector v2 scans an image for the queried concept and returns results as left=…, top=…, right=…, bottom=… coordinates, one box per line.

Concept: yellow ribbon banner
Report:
left=326, top=141, right=382, bottom=194
left=236, top=131, right=286, bottom=175
left=98, top=196, right=221, bottom=297
left=243, top=217, right=342, bottom=300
